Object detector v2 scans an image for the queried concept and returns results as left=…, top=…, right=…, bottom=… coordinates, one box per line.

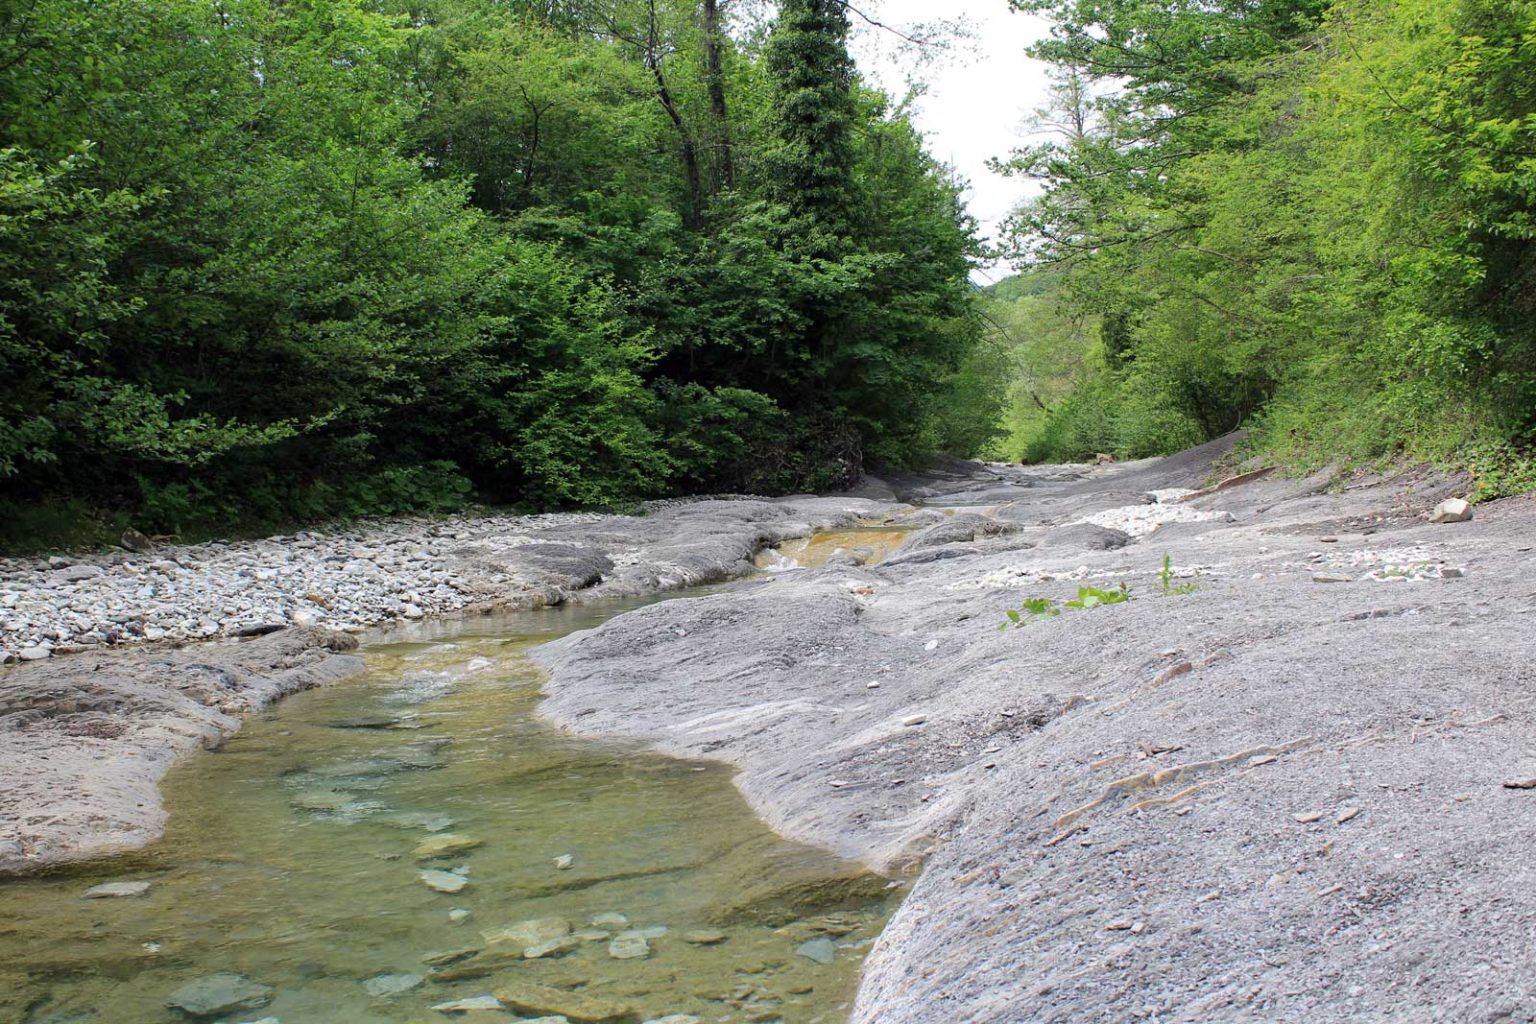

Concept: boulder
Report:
left=1430, top=498, right=1473, bottom=524
left=121, top=528, right=156, bottom=553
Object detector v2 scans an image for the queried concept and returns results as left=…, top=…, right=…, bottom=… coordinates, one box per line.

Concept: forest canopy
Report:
left=0, top=0, right=992, bottom=540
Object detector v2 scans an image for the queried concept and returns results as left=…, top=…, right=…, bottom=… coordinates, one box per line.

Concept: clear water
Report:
left=0, top=594, right=900, bottom=1024
left=753, top=528, right=913, bottom=573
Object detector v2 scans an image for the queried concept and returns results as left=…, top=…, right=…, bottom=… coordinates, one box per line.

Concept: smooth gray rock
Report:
left=1431, top=497, right=1473, bottom=524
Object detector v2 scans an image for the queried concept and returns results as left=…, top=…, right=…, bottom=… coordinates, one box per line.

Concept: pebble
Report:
left=1312, top=573, right=1352, bottom=584
left=1336, top=806, right=1362, bottom=823
left=449, top=908, right=472, bottom=923
left=553, top=853, right=574, bottom=870
left=682, top=929, right=727, bottom=945
left=901, top=714, right=927, bottom=727
left=1293, top=811, right=1324, bottom=824
left=0, top=510, right=606, bottom=656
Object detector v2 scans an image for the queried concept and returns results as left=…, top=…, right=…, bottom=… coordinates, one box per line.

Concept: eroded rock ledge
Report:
left=535, top=441, right=1536, bottom=1023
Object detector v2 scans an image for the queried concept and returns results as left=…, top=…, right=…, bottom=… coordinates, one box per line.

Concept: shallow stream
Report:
left=0, top=591, right=900, bottom=1024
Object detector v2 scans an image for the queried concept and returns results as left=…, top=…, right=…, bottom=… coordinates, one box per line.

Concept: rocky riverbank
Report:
left=534, top=437, right=1536, bottom=1023
left=0, top=496, right=893, bottom=662
left=0, top=494, right=889, bottom=874
left=6, top=439, right=1532, bottom=1022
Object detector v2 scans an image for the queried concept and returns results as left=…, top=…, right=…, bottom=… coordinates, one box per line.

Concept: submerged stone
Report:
left=166, top=973, right=273, bottom=1017
left=588, top=912, right=629, bottom=928
left=413, top=833, right=483, bottom=860
left=419, top=869, right=469, bottom=893
left=494, top=982, right=633, bottom=1023
left=82, top=880, right=152, bottom=899
left=795, top=938, right=836, bottom=965
left=524, top=936, right=581, bottom=959
left=607, top=934, right=650, bottom=960
left=362, top=972, right=423, bottom=997
left=482, top=917, right=570, bottom=948
left=431, top=994, right=504, bottom=1012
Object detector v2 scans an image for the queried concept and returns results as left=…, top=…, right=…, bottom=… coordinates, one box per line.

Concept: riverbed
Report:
left=0, top=594, right=900, bottom=1023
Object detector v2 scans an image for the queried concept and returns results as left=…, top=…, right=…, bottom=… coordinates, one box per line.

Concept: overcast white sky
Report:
left=848, top=0, right=1054, bottom=283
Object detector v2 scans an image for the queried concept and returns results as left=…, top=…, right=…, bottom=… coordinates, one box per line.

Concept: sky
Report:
left=847, top=0, right=1055, bottom=284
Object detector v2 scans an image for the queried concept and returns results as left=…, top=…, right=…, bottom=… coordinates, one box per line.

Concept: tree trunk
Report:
left=647, top=55, right=705, bottom=230
left=701, top=0, right=733, bottom=189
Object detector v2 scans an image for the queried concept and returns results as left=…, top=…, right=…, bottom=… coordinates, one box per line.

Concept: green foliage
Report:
left=0, top=0, right=991, bottom=541
left=998, top=582, right=1128, bottom=630
left=994, top=0, right=1536, bottom=485
left=1063, top=583, right=1130, bottom=610
left=999, top=596, right=1061, bottom=631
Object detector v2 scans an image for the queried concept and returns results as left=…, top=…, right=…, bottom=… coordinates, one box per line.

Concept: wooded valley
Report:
left=989, top=0, right=1536, bottom=499
left=2, top=0, right=1533, bottom=546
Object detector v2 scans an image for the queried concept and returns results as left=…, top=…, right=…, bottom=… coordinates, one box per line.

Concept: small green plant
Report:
left=998, top=583, right=1129, bottom=629
left=1063, top=583, right=1131, bottom=609
left=999, top=597, right=1061, bottom=630
left=1158, top=553, right=1200, bottom=595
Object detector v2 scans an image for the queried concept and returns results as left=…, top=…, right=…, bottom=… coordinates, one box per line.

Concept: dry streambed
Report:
left=5, top=441, right=1535, bottom=1023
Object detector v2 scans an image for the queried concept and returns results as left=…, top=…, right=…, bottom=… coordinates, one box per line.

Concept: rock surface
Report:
left=533, top=439, right=1536, bottom=1023
left=9, top=438, right=1532, bottom=1022
left=0, top=627, right=363, bottom=874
